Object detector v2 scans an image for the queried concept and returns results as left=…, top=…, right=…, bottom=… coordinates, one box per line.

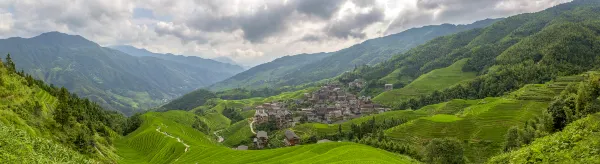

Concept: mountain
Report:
left=110, top=45, right=245, bottom=75
left=339, top=0, right=600, bottom=110
left=0, top=32, right=244, bottom=115
left=208, top=18, right=501, bottom=91
left=209, top=52, right=332, bottom=90
left=2, top=1, right=600, bottom=163
left=167, top=1, right=600, bottom=163
left=212, top=56, right=240, bottom=66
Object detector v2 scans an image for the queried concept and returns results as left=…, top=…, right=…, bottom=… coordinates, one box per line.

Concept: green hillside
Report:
left=287, top=72, right=587, bottom=163
left=374, top=58, right=477, bottom=107
left=0, top=56, right=128, bottom=163
left=344, top=0, right=600, bottom=110
left=115, top=111, right=418, bottom=164
left=385, top=98, right=547, bottom=163
left=209, top=53, right=331, bottom=91
left=0, top=32, right=244, bottom=115
left=209, top=19, right=499, bottom=91
left=488, top=113, right=600, bottom=163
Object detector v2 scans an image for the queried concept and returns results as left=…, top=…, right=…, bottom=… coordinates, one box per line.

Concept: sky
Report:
left=0, top=0, right=571, bottom=66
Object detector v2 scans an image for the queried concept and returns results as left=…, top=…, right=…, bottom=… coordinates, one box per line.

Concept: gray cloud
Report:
left=298, top=34, right=324, bottom=42
left=386, top=0, right=571, bottom=34
left=158, top=0, right=384, bottom=43
left=0, top=0, right=572, bottom=66
left=351, top=0, right=379, bottom=7
left=326, top=7, right=385, bottom=39
left=294, top=0, right=346, bottom=19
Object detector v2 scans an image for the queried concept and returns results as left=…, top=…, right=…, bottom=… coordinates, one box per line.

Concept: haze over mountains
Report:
left=209, top=18, right=502, bottom=91
left=0, top=32, right=244, bottom=115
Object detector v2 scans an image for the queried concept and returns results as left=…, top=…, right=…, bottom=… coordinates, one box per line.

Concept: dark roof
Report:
left=284, top=130, right=299, bottom=140
left=257, top=131, right=268, bottom=139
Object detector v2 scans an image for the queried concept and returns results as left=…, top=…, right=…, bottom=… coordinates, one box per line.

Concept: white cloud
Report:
left=0, top=0, right=572, bottom=66
left=0, top=12, right=13, bottom=34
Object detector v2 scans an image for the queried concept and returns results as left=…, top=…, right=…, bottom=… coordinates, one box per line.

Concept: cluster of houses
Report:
left=252, top=81, right=390, bottom=129
left=300, top=83, right=390, bottom=124
left=239, top=80, right=392, bottom=150
left=253, top=102, right=294, bottom=129
left=241, top=130, right=299, bottom=150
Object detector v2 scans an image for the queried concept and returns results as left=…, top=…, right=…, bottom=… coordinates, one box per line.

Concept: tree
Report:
left=5, top=54, right=15, bottom=72
left=222, top=106, right=244, bottom=123
left=425, top=138, right=466, bottom=164
left=337, top=124, right=343, bottom=139
left=503, top=126, right=521, bottom=152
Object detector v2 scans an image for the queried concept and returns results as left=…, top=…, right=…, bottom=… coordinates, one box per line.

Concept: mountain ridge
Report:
left=207, top=18, right=502, bottom=91
left=0, top=32, right=244, bottom=115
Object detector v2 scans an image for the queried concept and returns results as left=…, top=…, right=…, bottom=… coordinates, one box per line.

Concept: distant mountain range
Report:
left=208, top=18, right=502, bottom=91
left=109, top=45, right=245, bottom=74
left=0, top=32, right=244, bottom=115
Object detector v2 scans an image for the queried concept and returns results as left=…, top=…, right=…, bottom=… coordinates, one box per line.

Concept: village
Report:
left=241, top=79, right=392, bottom=150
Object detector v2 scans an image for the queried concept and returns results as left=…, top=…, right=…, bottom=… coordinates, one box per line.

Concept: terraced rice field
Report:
left=292, top=110, right=427, bottom=137
left=292, top=99, right=479, bottom=137
left=374, top=59, right=477, bottom=107
left=115, top=111, right=418, bottom=164
left=220, top=119, right=253, bottom=146
left=385, top=98, right=548, bottom=163
left=34, top=90, right=58, bottom=110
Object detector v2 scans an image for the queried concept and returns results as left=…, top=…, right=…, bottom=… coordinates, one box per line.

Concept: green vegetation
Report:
left=0, top=33, right=244, bottom=115
left=374, top=59, right=477, bottom=106
left=488, top=113, right=600, bottom=163
left=210, top=19, right=499, bottom=91
left=425, top=138, right=466, bottom=164
left=4, top=1, right=600, bottom=163
left=343, top=0, right=600, bottom=111
left=219, top=119, right=253, bottom=147
left=115, top=111, right=418, bottom=164
left=386, top=99, right=547, bottom=163
left=0, top=122, right=93, bottom=163
left=161, top=89, right=217, bottom=111
left=0, top=55, right=130, bottom=162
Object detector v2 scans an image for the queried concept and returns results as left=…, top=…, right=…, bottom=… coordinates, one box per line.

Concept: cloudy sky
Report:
left=0, top=0, right=571, bottom=66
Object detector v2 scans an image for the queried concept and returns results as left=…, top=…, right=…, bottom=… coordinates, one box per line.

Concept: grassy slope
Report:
left=382, top=76, right=583, bottom=163
left=487, top=113, right=600, bottom=163
left=0, top=66, right=117, bottom=162
left=288, top=74, right=583, bottom=163
left=0, top=122, right=93, bottom=163
left=374, top=59, right=477, bottom=107
left=116, top=111, right=418, bottom=164
left=191, top=87, right=318, bottom=131
left=220, top=119, right=253, bottom=147
left=385, top=98, right=546, bottom=163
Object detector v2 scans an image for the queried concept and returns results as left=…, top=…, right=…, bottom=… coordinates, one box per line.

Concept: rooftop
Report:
left=257, top=131, right=268, bottom=138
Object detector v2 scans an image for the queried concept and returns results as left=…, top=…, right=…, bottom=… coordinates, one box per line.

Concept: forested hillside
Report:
left=341, top=0, right=600, bottom=110
left=209, top=52, right=331, bottom=91
left=0, top=56, right=130, bottom=163
left=0, top=32, right=244, bottom=115
left=209, top=19, right=500, bottom=91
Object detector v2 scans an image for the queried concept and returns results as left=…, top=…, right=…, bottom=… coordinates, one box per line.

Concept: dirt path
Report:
left=156, top=125, right=190, bottom=154
left=249, top=118, right=257, bottom=135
